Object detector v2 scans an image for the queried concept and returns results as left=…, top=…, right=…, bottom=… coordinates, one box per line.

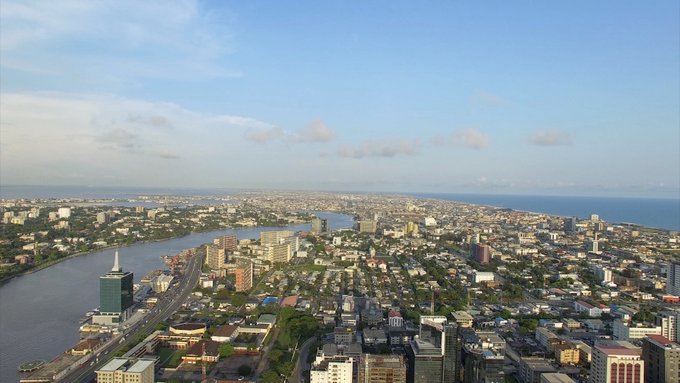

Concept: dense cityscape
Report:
left=1, top=191, right=678, bottom=383
left=2, top=1, right=679, bottom=383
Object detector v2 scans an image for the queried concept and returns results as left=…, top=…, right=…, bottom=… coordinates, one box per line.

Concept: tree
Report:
left=238, top=364, right=253, bottom=376
left=231, top=293, right=247, bottom=307
left=218, top=343, right=234, bottom=358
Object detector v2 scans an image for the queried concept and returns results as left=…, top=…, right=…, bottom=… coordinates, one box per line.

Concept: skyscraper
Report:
left=471, top=243, right=491, bottom=264
left=94, top=251, right=133, bottom=325
left=205, top=244, right=226, bottom=270
left=667, top=263, right=680, bottom=296
left=214, top=234, right=238, bottom=251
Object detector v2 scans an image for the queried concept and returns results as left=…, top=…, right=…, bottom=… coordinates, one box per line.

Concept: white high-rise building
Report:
left=58, top=207, right=71, bottom=218
left=667, top=263, right=680, bottom=296
left=310, top=356, right=354, bottom=383
left=656, top=311, right=680, bottom=342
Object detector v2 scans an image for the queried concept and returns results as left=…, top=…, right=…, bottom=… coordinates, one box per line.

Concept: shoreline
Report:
left=0, top=219, right=318, bottom=286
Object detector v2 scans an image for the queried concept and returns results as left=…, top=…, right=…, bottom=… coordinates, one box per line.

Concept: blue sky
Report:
left=1, top=1, right=678, bottom=197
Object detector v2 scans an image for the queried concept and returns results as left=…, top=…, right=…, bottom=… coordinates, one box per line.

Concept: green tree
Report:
left=219, top=343, right=234, bottom=358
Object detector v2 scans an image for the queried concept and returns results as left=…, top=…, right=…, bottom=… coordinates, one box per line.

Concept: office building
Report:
left=95, top=357, right=155, bottom=383
left=471, top=243, right=491, bottom=264
left=656, top=311, right=679, bottom=342
left=214, top=234, right=238, bottom=251
left=461, top=331, right=505, bottom=383
left=564, top=217, right=577, bottom=232
left=358, top=354, right=407, bottom=383
left=407, top=339, right=443, bottom=383
left=612, top=319, right=662, bottom=341
left=668, top=263, right=680, bottom=296
left=311, top=217, right=329, bottom=234
left=94, top=251, right=133, bottom=325
left=642, top=335, right=680, bottom=383
left=260, top=230, right=295, bottom=246
left=205, top=244, right=226, bottom=270
left=235, top=261, right=253, bottom=292
left=589, top=341, right=643, bottom=383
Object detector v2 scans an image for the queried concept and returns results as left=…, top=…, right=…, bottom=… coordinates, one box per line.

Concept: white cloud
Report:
left=435, top=128, right=489, bottom=149
left=295, top=119, right=336, bottom=142
left=245, top=119, right=336, bottom=144
left=0, top=92, right=273, bottom=185
left=337, top=139, right=420, bottom=159
left=529, top=130, right=572, bottom=146
left=0, top=0, right=238, bottom=81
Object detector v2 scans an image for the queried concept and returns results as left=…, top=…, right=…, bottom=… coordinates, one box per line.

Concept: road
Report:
left=289, top=336, right=317, bottom=383
left=59, top=251, right=204, bottom=383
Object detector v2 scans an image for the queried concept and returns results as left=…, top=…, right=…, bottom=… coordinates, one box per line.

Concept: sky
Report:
left=1, top=1, right=679, bottom=198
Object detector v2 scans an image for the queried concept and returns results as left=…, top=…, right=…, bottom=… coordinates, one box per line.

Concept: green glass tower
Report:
left=99, top=251, right=133, bottom=323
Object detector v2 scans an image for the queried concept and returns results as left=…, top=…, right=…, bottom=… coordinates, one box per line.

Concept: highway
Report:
left=59, top=251, right=204, bottom=383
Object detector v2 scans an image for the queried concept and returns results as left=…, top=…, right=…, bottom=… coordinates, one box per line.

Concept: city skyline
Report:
left=1, top=1, right=679, bottom=198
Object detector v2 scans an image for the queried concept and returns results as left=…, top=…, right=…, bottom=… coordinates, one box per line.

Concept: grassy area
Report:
left=158, top=347, right=185, bottom=368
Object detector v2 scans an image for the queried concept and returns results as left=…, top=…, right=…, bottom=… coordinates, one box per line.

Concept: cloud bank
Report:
left=529, top=130, right=572, bottom=146
left=337, top=139, right=421, bottom=159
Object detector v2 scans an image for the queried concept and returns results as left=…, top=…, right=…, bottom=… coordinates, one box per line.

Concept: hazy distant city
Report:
left=1, top=1, right=679, bottom=383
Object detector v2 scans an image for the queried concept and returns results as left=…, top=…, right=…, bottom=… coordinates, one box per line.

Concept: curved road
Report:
left=59, top=251, right=204, bottom=383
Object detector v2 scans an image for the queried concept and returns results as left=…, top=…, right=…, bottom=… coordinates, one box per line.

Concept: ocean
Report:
left=412, top=193, right=680, bottom=231
left=1, top=185, right=678, bottom=231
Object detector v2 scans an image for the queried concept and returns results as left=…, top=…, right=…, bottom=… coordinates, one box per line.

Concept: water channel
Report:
left=0, top=211, right=353, bottom=382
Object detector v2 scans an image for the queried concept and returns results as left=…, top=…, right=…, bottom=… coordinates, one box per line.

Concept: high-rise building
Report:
left=358, top=220, right=377, bottom=234
left=214, top=234, right=238, bottom=251
left=564, top=217, right=577, bottom=232
left=589, top=341, right=644, bottom=383
left=95, top=357, right=155, bottom=383
left=310, top=356, right=354, bottom=383
left=407, top=339, right=443, bottom=383
left=94, top=251, right=133, bottom=325
left=471, top=243, right=491, bottom=264
left=260, top=230, right=295, bottom=246
left=358, top=354, right=407, bottom=383
left=641, top=335, right=680, bottom=383
left=311, top=218, right=329, bottom=234
left=410, top=316, right=461, bottom=383
left=58, top=207, right=71, bottom=218
left=205, top=244, right=226, bottom=270
left=655, top=311, right=679, bottom=342
left=235, top=261, right=253, bottom=292
left=518, top=357, right=556, bottom=383
left=266, top=243, right=291, bottom=264
left=461, top=331, right=505, bottom=383
left=667, top=263, right=680, bottom=296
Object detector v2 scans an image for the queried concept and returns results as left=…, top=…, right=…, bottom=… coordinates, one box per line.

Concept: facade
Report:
left=58, top=207, right=71, bottom=218
left=95, top=358, right=155, bottom=383
left=641, top=335, right=680, bottom=383
left=311, top=218, right=329, bottom=234
left=310, top=356, right=354, bottom=383
left=358, top=354, right=406, bottom=383
left=613, top=319, right=662, bottom=341
left=407, top=339, right=443, bottom=383
left=95, top=251, right=133, bottom=325
left=235, top=261, right=254, bottom=292
left=589, top=341, right=644, bottom=383
left=214, top=234, right=238, bottom=251
left=518, top=358, right=556, bottom=383
left=668, top=263, right=680, bottom=296
left=656, top=311, right=679, bottom=342
left=472, top=243, right=491, bottom=264
left=358, top=220, right=377, bottom=234
left=260, top=230, right=295, bottom=246
left=388, top=311, right=404, bottom=328
left=205, top=244, right=227, bottom=270
left=461, top=331, right=505, bottom=383
left=266, top=243, right=292, bottom=264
